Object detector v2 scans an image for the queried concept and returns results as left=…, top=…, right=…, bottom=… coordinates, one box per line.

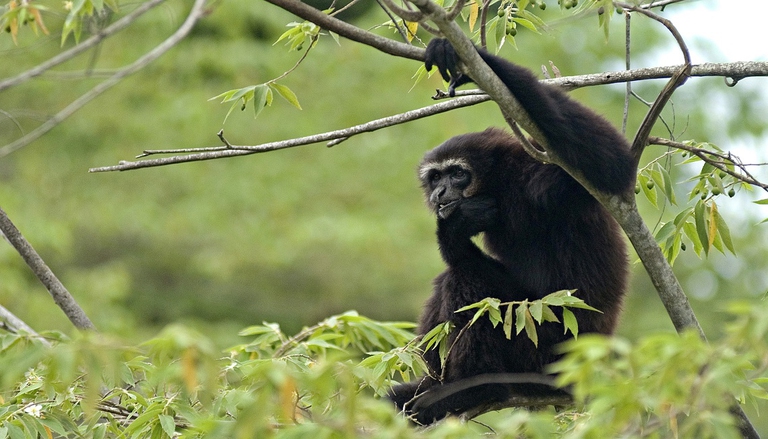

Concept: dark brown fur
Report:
left=389, top=39, right=634, bottom=424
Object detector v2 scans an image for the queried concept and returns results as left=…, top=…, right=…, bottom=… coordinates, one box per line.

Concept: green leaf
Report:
left=252, top=85, right=271, bottom=119
left=654, top=221, right=676, bottom=245
left=486, top=298, right=502, bottom=327
left=694, top=200, right=709, bottom=255
left=712, top=203, right=735, bottom=254
left=503, top=304, right=514, bottom=339
left=329, top=31, right=340, bottom=45
left=269, top=82, right=302, bottom=110
left=158, top=414, right=175, bottom=438
left=123, top=405, right=164, bottom=436
left=493, top=16, right=506, bottom=50
left=682, top=221, right=703, bottom=256
left=659, top=164, right=677, bottom=205
left=515, top=301, right=528, bottom=335
left=512, top=17, right=540, bottom=33
left=638, top=173, right=658, bottom=208
left=5, top=423, right=24, bottom=439
left=754, top=198, right=768, bottom=205
left=529, top=300, right=543, bottom=324
left=523, top=308, right=538, bottom=347
left=540, top=304, right=559, bottom=323
left=275, top=24, right=302, bottom=45
left=562, top=308, right=578, bottom=338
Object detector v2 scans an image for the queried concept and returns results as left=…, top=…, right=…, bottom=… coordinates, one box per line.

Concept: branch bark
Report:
left=88, top=59, right=768, bottom=172
left=264, top=0, right=424, bottom=61
left=0, top=304, right=52, bottom=347
left=0, top=207, right=95, bottom=331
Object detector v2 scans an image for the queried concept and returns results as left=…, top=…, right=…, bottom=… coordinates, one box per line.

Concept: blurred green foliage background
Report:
left=1, top=0, right=767, bottom=351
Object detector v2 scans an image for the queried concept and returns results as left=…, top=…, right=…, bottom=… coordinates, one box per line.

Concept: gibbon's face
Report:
left=419, top=158, right=477, bottom=219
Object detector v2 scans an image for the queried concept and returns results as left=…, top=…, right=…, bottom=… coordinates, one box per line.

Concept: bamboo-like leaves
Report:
left=452, top=290, right=600, bottom=348
left=209, top=82, right=302, bottom=123
left=638, top=142, right=741, bottom=265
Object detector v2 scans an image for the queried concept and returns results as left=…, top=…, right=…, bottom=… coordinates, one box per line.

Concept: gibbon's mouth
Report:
left=437, top=200, right=459, bottom=219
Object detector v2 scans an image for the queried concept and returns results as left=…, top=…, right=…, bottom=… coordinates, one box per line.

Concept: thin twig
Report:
left=0, top=0, right=166, bottom=92
left=89, top=95, right=489, bottom=172
left=640, top=0, right=688, bottom=10
left=446, top=0, right=467, bottom=21
left=622, top=10, right=631, bottom=135
left=379, top=0, right=425, bottom=23
left=0, top=207, right=95, bottom=331
left=0, top=0, right=208, bottom=158
left=88, top=59, right=768, bottom=172
left=648, top=137, right=768, bottom=192
left=615, top=1, right=691, bottom=164
left=479, top=0, right=491, bottom=49
left=376, top=0, right=411, bottom=43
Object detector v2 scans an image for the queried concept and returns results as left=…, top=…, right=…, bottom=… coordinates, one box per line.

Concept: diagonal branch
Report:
left=0, top=304, right=52, bottom=347
left=0, top=207, right=95, bottom=331
left=264, top=0, right=424, bottom=61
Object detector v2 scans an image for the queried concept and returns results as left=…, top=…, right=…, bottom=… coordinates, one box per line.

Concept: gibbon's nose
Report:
left=430, top=186, right=446, bottom=205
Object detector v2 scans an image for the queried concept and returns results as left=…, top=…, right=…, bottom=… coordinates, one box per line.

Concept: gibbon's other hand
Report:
left=439, top=195, right=498, bottom=238
left=424, top=38, right=474, bottom=97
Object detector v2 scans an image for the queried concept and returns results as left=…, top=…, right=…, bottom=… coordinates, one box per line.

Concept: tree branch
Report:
left=0, top=207, right=95, bottom=331
left=0, top=304, right=52, bottom=347
left=264, top=0, right=425, bottom=61
left=88, top=95, right=489, bottom=172
left=0, top=0, right=208, bottom=158
left=0, top=0, right=166, bottom=93
left=88, top=59, right=768, bottom=172
left=648, top=137, right=768, bottom=192
left=616, top=1, right=692, bottom=164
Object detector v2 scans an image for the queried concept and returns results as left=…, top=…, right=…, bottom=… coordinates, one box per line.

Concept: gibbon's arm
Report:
left=425, top=39, right=635, bottom=195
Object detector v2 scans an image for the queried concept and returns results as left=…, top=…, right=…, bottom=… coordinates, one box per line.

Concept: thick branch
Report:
left=0, top=207, right=95, bottom=331
left=264, top=0, right=424, bottom=61
left=0, top=0, right=208, bottom=158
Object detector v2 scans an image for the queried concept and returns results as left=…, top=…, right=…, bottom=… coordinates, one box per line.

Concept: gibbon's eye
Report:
left=430, top=172, right=442, bottom=183
left=453, top=169, right=466, bottom=179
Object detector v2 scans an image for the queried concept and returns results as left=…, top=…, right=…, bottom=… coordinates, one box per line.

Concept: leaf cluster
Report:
left=1, top=301, right=766, bottom=438
left=639, top=143, right=744, bottom=265
left=551, top=300, right=768, bottom=438
left=0, top=0, right=49, bottom=44
left=455, top=289, right=599, bottom=348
